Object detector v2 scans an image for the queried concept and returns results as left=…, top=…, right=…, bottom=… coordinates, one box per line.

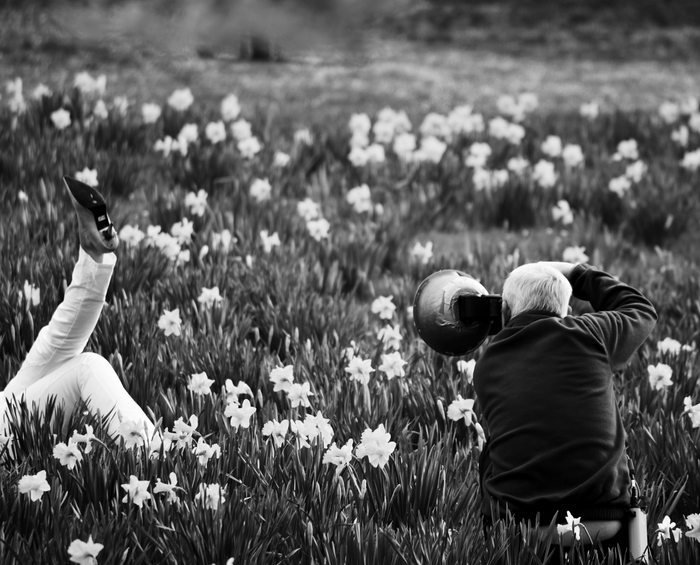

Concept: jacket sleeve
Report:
left=569, top=263, right=657, bottom=371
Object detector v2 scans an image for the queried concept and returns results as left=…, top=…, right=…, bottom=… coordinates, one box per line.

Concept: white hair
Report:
left=502, top=263, right=572, bottom=318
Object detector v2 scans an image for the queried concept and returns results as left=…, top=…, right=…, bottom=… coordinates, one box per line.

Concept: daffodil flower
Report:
left=193, top=437, right=222, bottom=466
left=304, top=411, right=334, bottom=448
left=393, top=132, right=416, bottom=160
left=142, top=102, right=161, bottom=124
left=286, top=382, right=314, bottom=408
left=260, top=230, right=280, bottom=253
left=273, top=151, right=290, bottom=167
left=346, top=184, right=373, bottom=213
left=224, top=398, right=256, bottom=429
left=67, top=535, right=104, bottom=565
left=153, top=472, right=181, bottom=503
left=158, top=308, right=182, bottom=337
left=211, top=229, right=235, bottom=252
left=541, top=135, right=563, bottom=158
left=187, top=372, right=215, bottom=395
left=562, top=246, right=589, bottom=264
left=580, top=101, right=599, bottom=120
left=167, top=87, right=194, bottom=111
left=306, top=218, right=330, bottom=241
left=625, top=160, right=647, bottom=183
left=262, top=418, right=289, bottom=448
left=685, top=514, right=700, bottom=541
left=355, top=424, right=396, bottom=469
left=345, top=357, right=374, bottom=385
left=289, top=419, right=314, bottom=449
left=323, top=439, right=354, bottom=474
left=18, top=470, right=51, bottom=502
left=121, top=475, right=152, bottom=508
left=185, top=189, right=208, bottom=217
left=74, top=71, right=106, bottom=96
left=648, top=363, right=673, bottom=390
left=377, top=324, right=403, bottom=350
left=172, top=415, right=198, bottom=449
left=195, top=483, right=225, bottom=510
left=562, top=144, right=584, bottom=168
left=118, top=419, right=147, bottom=449
left=456, top=359, right=476, bottom=383
left=51, top=108, right=72, bottom=129
left=683, top=397, right=700, bottom=428
left=269, top=365, right=294, bottom=392
left=371, top=296, right=396, bottom=320
left=552, top=200, right=573, bottom=225
left=197, top=286, right=223, bottom=309
left=657, top=515, right=676, bottom=545
left=532, top=159, right=558, bottom=188
left=556, top=511, right=582, bottom=540
left=238, top=136, right=262, bottom=158
left=378, top=352, right=407, bottom=380
left=53, top=441, right=83, bottom=470
left=410, top=241, right=433, bottom=264
left=681, top=148, right=700, bottom=170
left=657, top=337, right=682, bottom=356
left=170, top=217, right=194, bottom=245
left=154, top=136, right=180, bottom=157
left=118, top=225, right=145, bottom=248
left=75, top=167, right=98, bottom=187
left=447, top=395, right=475, bottom=425
left=205, top=121, right=226, bottom=144
left=507, top=156, right=530, bottom=175
left=220, top=93, right=240, bottom=121
left=612, top=139, right=639, bottom=161
left=20, top=280, right=40, bottom=307
left=231, top=118, right=252, bottom=141
left=31, top=83, right=52, bottom=100
left=349, top=112, right=371, bottom=136
left=224, top=379, right=253, bottom=403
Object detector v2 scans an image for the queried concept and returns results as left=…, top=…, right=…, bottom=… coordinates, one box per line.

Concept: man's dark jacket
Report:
left=473, top=263, right=657, bottom=523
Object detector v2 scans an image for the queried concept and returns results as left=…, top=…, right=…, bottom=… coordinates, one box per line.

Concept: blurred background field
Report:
left=2, top=0, right=700, bottom=238
left=3, top=0, right=700, bottom=260
left=2, top=0, right=700, bottom=120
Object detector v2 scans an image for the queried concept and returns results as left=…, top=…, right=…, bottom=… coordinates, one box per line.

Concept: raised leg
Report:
left=5, top=176, right=119, bottom=395
left=4, top=249, right=116, bottom=395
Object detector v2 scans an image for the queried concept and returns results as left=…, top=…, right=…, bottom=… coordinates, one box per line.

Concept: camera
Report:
left=413, top=270, right=502, bottom=356
left=458, top=294, right=503, bottom=335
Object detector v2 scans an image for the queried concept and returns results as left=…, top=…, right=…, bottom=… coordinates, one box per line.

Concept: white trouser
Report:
left=2, top=248, right=154, bottom=440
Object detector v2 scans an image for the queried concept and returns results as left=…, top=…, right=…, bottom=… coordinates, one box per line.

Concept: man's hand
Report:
left=537, top=261, right=577, bottom=280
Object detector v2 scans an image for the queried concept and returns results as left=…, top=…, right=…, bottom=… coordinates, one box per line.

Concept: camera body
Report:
left=458, top=294, right=503, bottom=335
left=413, top=269, right=502, bottom=356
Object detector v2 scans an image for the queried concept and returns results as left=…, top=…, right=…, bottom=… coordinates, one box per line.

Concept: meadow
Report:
left=1, top=71, right=700, bottom=564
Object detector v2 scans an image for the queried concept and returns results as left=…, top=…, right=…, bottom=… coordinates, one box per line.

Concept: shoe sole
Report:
left=63, top=176, right=116, bottom=240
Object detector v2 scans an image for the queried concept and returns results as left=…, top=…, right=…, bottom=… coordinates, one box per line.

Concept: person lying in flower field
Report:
left=1, top=177, right=156, bottom=450
left=474, top=260, right=658, bottom=554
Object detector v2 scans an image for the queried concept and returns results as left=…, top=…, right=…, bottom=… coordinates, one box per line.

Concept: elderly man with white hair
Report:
left=474, top=260, right=657, bottom=552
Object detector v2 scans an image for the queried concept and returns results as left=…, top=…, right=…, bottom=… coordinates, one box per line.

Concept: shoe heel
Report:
left=63, top=176, right=116, bottom=236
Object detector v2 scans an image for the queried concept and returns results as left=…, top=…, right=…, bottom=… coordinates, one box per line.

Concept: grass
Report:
left=1, top=16, right=700, bottom=564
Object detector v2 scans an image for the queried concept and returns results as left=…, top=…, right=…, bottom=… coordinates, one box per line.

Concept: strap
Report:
left=575, top=507, right=629, bottom=521
left=525, top=507, right=629, bottom=524
left=627, top=454, right=646, bottom=509
left=482, top=496, right=629, bottom=524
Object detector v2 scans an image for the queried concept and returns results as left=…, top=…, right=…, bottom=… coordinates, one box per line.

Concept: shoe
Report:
left=63, top=176, right=119, bottom=254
